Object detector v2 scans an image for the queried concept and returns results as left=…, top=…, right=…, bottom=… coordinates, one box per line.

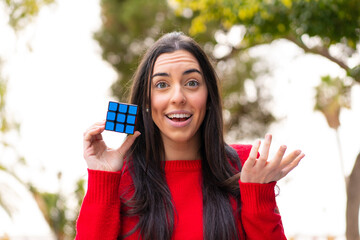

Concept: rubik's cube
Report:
left=105, top=101, right=138, bottom=134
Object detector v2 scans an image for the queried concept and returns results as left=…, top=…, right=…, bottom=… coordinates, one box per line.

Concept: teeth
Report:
left=167, top=113, right=191, bottom=119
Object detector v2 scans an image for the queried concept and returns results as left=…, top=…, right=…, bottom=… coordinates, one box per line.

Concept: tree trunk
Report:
left=346, top=152, right=360, bottom=240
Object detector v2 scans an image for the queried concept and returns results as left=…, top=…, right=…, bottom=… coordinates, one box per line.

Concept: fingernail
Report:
left=295, top=150, right=301, bottom=155
left=266, top=134, right=272, bottom=140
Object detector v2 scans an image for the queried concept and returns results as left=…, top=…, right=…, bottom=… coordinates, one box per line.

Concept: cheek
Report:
left=196, top=99, right=207, bottom=114
left=151, top=93, right=168, bottom=114
left=195, top=91, right=208, bottom=113
left=191, top=94, right=208, bottom=124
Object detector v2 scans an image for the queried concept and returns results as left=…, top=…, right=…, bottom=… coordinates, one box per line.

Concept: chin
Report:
left=163, top=130, right=199, bottom=144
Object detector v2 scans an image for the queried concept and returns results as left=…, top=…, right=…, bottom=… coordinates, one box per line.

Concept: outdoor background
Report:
left=1, top=0, right=360, bottom=239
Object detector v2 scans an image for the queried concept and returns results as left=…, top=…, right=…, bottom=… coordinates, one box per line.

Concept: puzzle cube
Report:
left=105, top=101, right=138, bottom=134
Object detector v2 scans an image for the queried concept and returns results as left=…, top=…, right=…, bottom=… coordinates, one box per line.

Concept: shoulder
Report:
left=229, top=144, right=253, bottom=166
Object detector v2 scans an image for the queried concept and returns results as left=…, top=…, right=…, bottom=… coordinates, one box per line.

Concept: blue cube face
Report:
left=108, top=102, right=118, bottom=111
left=107, top=111, right=116, bottom=121
left=128, top=105, right=138, bottom=115
left=125, top=125, right=134, bottom=134
left=105, top=101, right=138, bottom=134
left=127, top=115, right=136, bottom=124
left=115, top=123, right=125, bottom=132
left=119, top=104, right=128, bottom=113
left=105, top=121, right=115, bottom=131
left=117, top=113, right=126, bottom=123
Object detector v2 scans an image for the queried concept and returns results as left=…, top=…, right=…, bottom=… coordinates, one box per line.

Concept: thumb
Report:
left=117, top=131, right=141, bottom=155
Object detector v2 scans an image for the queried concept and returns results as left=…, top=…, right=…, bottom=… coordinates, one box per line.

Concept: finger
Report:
left=281, top=153, right=305, bottom=177
left=258, top=134, right=272, bottom=167
left=83, top=125, right=105, bottom=149
left=84, top=125, right=105, bottom=141
left=246, top=139, right=261, bottom=167
left=279, top=149, right=302, bottom=169
left=117, top=131, right=141, bottom=156
left=268, top=145, right=287, bottom=169
left=85, top=120, right=106, bottom=133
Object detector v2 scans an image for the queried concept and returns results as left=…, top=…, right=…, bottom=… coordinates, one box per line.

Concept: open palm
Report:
left=241, top=134, right=305, bottom=184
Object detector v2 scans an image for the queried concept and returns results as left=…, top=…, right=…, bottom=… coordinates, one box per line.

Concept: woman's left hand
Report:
left=240, top=134, right=305, bottom=184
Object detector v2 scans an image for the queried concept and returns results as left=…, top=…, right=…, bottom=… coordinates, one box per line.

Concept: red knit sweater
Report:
left=75, top=144, right=286, bottom=239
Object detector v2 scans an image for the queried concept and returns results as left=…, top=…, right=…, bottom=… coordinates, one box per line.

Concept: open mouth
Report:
left=166, top=113, right=192, bottom=122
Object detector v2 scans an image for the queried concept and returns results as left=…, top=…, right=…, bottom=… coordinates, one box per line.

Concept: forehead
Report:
left=153, top=50, right=201, bottom=71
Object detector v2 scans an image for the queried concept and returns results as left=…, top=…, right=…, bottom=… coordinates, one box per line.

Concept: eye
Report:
left=185, top=80, right=199, bottom=87
left=155, top=81, right=169, bottom=89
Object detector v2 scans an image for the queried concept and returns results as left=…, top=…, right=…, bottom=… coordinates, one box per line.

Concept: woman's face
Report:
left=150, top=50, right=208, bottom=145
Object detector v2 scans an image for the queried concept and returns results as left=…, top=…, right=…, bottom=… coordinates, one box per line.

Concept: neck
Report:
left=162, top=133, right=201, bottom=161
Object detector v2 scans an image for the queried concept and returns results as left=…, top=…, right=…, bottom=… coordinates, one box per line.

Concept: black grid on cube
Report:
left=105, top=101, right=138, bottom=134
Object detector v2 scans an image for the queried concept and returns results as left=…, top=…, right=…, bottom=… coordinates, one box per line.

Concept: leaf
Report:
left=314, top=75, right=351, bottom=129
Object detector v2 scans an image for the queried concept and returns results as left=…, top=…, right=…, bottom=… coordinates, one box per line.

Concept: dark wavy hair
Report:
left=124, top=32, right=242, bottom=240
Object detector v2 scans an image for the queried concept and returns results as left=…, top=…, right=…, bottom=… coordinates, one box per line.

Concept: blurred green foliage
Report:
left=29, top=176, right=85, bottom=240
left=175, top=0, right=359, bottom=46
left=2, top=0, right=55, bottom=31
left=175, top=0, right=360, bottom=80
left=1, top=1, right=86, bottom=239
left=314, top=75, right=351, bottom=129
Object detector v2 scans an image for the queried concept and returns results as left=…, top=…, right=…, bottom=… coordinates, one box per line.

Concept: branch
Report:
left=285, top=35, right=350, bottom=72
left=216, top=40, right=273, bottom=62
left=218, top=35, right=360, bottom=84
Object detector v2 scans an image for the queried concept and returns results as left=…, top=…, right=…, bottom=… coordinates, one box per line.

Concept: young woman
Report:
left=76, top=32, right=304, bottom=240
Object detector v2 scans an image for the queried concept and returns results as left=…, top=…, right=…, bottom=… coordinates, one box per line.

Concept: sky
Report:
left=1, top=0, right=360, bottom=239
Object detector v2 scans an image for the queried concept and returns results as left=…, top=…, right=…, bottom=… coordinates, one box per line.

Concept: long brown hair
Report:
left=125, top=32, right=241, bottom=240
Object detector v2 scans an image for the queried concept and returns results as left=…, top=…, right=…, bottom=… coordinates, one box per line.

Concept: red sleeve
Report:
left=230, top=144, right=287, bottom=240
left=75, top=169, right=122, bottom=240
left=230, top=144, right=256, bottom=166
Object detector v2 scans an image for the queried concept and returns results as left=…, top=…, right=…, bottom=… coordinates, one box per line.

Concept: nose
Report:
left=170, top=85, right=186, bottom=105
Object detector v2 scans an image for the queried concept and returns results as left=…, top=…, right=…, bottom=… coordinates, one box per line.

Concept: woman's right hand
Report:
left=83, top=121, right=141, bottom=172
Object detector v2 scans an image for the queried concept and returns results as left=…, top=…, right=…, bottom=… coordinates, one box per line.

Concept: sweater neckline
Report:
left=164, top=159, right=201, bottom=172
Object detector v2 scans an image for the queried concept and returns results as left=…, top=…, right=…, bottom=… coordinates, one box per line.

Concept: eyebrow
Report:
left=184, top=68, right=202, bottom=75
left=151, top=68, right=202, bottom=79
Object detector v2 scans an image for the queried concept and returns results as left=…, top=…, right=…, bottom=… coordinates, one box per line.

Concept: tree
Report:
left=2, top=0, right=55, bottom=31
left=0, top=59, right=23, bottom=217
left=29, top=175, right=85, bottom=240
left=95, top=0, right=276, bottom=138
left=174, top=0, right=360, bottom=239
left=174, top=0, right=359, bottom=79
left=1, top=1, right=86, bottom=239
